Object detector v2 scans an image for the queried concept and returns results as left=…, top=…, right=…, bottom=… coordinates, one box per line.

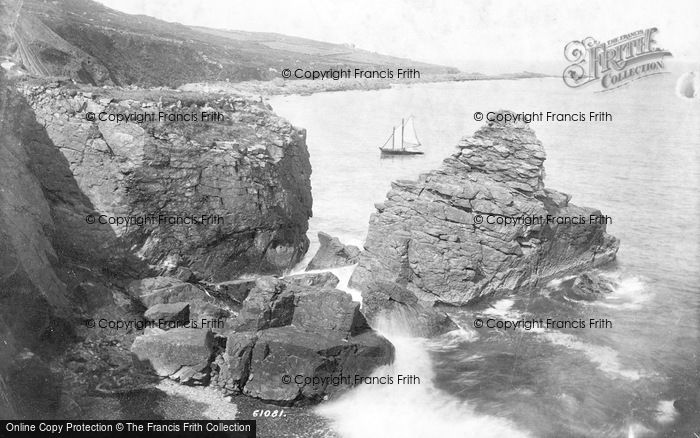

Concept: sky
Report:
left=96, top=0, right=699, bottom=74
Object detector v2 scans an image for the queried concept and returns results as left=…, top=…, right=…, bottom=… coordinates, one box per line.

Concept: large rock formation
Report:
left=18, top=81, right=312, bottom=280
left=131, top=328, right=215, bottom=382
left=127, top=276, right=230, bottom=321
left=306, top=232, right=361, bottom=270
left=0, top=71, right=313, bottom=416
left=211, top=277, right=394, bottom=404
left=350, top=111, right=619, bottom=312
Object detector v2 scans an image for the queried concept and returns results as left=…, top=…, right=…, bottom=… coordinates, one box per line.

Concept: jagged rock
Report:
left=18, top=85, right=313, bottom=280
left=350, top=111, right=619, bottom=314
left=170, top=363, right=209, bottom=386
left=242, top=327, right=392, bottom=403
left=144, top=303, right=190, bottom=324
left=0, top=74, right=78, bottom=418
left=210, top=332, right=257, bottom=395
left=233, top=277, right=370, bottom=334
left=0, top=76, right=71, bottom=347
left=214, top=277, right=393, bottom=403
left=283, top=271, right=340, bottom=289
left=128, top=276, right=228, bottom=320
left=234, top=277, right=294, bottom=332
left=361, top=281, right=458, bottom=337
left=174, top=267, right=196, bottom=283
left=306, top=232, right=361, bottom=270
left=130, top=328, right=214, bottom=379
left=568, top=272, right=615, bottom=301
left=209, top=279, right=257, bottom=305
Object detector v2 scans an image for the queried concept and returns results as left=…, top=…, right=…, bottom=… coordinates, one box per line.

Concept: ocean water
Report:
left=270, top=73, right=700, bottom=437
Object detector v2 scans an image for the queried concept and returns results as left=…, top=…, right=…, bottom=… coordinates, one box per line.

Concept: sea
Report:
left=269, top=70, right=700, bottom=438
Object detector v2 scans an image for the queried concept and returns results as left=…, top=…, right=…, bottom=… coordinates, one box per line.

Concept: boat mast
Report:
left=401, top=118, right=405, bottom=150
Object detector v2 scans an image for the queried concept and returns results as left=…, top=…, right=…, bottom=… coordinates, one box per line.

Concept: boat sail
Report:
left=380, top=116, right=424, bottom=155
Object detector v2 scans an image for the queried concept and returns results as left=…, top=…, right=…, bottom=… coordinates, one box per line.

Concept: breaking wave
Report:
left=541, top=331, right=643, bottom=380
left=316, top=312, right=529, bottom=438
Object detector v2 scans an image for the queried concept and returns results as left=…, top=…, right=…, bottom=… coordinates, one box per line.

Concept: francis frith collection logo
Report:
left=563, top=28, right=672, bottom=91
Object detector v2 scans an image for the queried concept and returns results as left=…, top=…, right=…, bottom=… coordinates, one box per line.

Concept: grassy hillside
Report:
left=5, top=0, right=457, bottom=87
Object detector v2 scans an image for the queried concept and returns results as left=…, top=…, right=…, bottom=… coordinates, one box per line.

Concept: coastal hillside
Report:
left=4, top=0, right=457, bottom=87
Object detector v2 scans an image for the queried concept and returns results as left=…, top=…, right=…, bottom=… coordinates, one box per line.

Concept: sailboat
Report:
left=379, top=116, right=424, bottom=155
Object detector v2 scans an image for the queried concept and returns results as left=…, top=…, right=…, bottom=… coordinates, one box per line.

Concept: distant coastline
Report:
left=179, top=71, right=555, bottom=97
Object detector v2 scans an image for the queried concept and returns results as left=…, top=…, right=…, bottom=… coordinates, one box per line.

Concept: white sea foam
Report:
left=596, top=275, right=650, bottom=310
left=428, top=327, right=479, bottom=350
left=626, top=422, right=654, bottom=438
left=542, top=331, right=643, bottom=380
left=654, top=399, right=678, bottom=424
left=316, top=313, right=529, bottom=438
left=327, top=264, right=363, bottom=303
left=546, top=275, right=577, bottom=289
left=483, top=298, right=523, bottom=319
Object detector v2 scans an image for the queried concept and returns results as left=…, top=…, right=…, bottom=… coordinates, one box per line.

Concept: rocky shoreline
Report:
left=1, top=69, right=618, bottom=421
left=180, top=71, right=554, bottom=98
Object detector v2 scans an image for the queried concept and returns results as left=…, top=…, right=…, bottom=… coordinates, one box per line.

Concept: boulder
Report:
left=210, top=332, right=257, bottom=395
left=242, top=327, right=392, bottom=403
left=128, top=276, right=228, bottom=320
left=568, top=272, right=615, bottom=301
left=234, top=277, right=294, bottom=332
left=209, top=278, right=257, bottom=305
left=350, top=111, right=619, bottom=316
left=144, top=302, right=190, bottom=324
left=306, top=232, right=361, bottom=270
left=213, top=277, right=393, bottom=404
left=233, top=277, right=369, bottom=334
left=130, top=328, right=214, bottom=381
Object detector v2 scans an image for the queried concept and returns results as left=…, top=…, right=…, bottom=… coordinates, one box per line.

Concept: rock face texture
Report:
left=18, top=82, right=312, bottom=280
left=144, top=303, right=190, bottom=324
left=128, top=276, right=230, bottom=321
left=350, top=112, right=619, bottom=310
left=0, top=73, right=72, bottom=419
left=306, top=232, right=361, bottom=271
left=211, top=277, right=394, bottom=404
left=568, top=272, right=615, bottom=301
left=130, top=328, right=215, bottom=384
left=0, top=73, right=313, bottom=416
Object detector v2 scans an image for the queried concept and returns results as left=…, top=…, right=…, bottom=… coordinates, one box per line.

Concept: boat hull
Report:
left=379, top=148, right=424, bottom=155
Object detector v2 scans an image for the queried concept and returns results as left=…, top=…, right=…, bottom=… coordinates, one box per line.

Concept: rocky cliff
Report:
left=1, top=73, right=76, bottom=419
left=350, top=112, right=619, bottom=314
left=18, top=81, right=312, bottom=280
left=0, top=72, right=316, bottom=417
